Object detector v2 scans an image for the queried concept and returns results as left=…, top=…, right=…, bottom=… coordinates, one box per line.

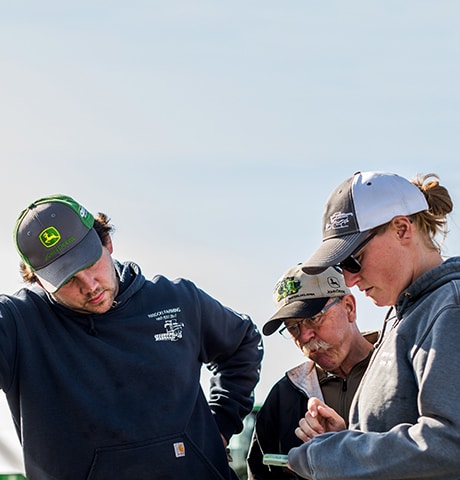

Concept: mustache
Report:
left=301, top=339, right=332, bottom=356
left=86, top=288, right=104, bottom=300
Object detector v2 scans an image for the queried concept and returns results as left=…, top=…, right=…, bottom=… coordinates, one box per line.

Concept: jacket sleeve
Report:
left=247, top=380, right=304, bottom=480
left=195, top=284, right=263, bottom=442
left=247, top=392, right=280, bottom=480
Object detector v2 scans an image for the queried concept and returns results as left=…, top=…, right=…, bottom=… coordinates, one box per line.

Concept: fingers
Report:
left=295, top=414, right=325, bottom=442
left=295, top=398, right=327, bottom=443
left=307, top=396, right=324, bottom=418
left=315, top=404, right=347, bottom=432
left=295, top=397, right=347, bottom=443
left=295, top=425, right=310, bottom=443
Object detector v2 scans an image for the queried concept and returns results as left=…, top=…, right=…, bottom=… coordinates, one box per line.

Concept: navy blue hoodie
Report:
left=0, top=260, right=263, bottom=479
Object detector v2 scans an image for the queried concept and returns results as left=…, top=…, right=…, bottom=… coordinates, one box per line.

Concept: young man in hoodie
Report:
left=0, top=194, right=263, bottom=480
left=247, top=264, right=377, bottom=479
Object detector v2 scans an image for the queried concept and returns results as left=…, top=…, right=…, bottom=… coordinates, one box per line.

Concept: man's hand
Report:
left=295, top=397, right=346, bottom=442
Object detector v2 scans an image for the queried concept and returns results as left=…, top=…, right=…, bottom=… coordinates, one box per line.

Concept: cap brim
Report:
left=35, top=228, right=103, bottom=293
left=262, top=298, right=328, bottom=336
left=301, top=231, right=369, bottom=274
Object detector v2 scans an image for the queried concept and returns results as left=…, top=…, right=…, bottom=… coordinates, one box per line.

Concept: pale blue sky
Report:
left=1, top=1, right=460, bottom=470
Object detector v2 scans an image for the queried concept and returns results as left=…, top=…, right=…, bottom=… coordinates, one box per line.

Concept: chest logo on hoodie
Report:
left=149, top=307, right=184, bottom=342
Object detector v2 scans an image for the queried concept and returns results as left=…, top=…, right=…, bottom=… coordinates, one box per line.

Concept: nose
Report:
left=297, top=323, right=315, bottom=343
left=73, top=269, right=99, bottom=293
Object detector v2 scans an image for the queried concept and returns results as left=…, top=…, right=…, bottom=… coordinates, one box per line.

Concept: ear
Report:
left=104, top=235, right=114, bottom=254
left=342, top=294, right=356, bottom=323
left=391, top=216, right=413, bottom=242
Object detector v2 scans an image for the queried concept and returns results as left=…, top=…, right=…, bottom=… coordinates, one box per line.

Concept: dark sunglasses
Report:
left=335, top=231, right=377, bottom=274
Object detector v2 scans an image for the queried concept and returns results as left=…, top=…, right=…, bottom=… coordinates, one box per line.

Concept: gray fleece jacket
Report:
left=288, top=256, right=460, bottom=480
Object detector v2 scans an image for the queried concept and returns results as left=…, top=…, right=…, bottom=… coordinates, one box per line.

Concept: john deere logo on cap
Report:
left=276, top=276, right=301, bottom=302
left=39, top=227, right=61, bottom=248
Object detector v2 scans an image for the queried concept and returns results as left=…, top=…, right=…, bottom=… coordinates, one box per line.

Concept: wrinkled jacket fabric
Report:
left=288, top=257, right=460, bottom=479
left=0, top=260, right=263, bottom=480
left=247, top=331, right=377, bottom=479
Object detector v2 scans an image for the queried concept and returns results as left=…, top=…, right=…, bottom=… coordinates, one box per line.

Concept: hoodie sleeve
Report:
left=194, top=284, right=263, bottom=442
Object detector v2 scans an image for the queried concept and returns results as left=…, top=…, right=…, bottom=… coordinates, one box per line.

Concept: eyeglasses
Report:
left=334, top=231, right=377, bottom=274
left=279, top=298, right=341, bottom=339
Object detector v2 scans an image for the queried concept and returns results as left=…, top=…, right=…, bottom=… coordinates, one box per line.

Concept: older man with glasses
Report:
left=246, top=264, right=378, bottom=480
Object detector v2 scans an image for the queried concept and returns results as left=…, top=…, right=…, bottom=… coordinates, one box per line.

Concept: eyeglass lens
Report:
left=279, top=298, right=340, bottom=338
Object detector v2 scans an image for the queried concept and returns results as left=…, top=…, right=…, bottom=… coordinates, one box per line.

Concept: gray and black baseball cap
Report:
left=14, top=194, right=103, bottom=293
left=301, top=171, right=429, bottom=274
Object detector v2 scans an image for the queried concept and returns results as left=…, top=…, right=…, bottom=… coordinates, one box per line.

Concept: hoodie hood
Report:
left=396, top=257, right=460, bottom=319
left=113, top=259, right=146, bottom=304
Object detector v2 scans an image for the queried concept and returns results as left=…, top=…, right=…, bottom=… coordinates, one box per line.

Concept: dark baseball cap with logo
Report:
left=14, top=194, right=103, bottom=293
left=262, top=264, right=350, bottom=336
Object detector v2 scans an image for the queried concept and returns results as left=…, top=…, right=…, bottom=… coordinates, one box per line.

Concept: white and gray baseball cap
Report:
left=14, top=194, right=103, bottom=293
left=301, top=171, right=429, bottom=274
left=263, top=264, right=350, bottom=336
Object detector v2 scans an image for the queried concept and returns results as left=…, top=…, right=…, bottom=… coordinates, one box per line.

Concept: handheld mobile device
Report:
left=262, top=453, right=289, bottom=467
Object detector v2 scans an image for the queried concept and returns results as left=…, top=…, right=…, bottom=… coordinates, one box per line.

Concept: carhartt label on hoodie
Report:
left=173, top=442, right=185, bottom=458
